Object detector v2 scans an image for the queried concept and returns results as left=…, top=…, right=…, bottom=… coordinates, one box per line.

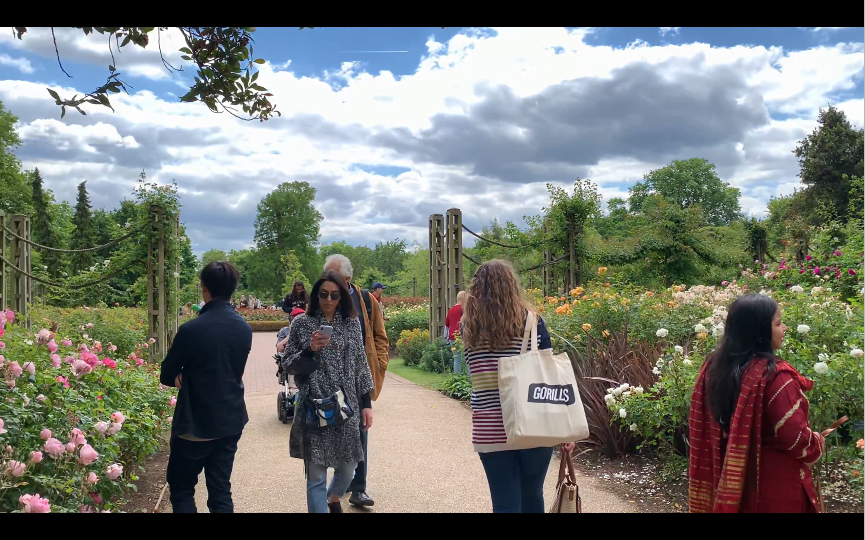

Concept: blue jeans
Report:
left=346, top=425, right=368, bottom=494
left=306, top=460, right=358, bottom=513
left=448, top=339, right=463, bottom=374
left=478, top=447, right=554, bottom=513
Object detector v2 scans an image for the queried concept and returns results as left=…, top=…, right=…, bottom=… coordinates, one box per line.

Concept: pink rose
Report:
left=70, top=428, right=87, bottom=446
left=849, top=268, right=856, bottom=275
left=20, top=493, right=51, bottom=513
left=85, top=323, right=94, bottom=329
left=85, top=472, right=99, bottom=485
left=36, top=394, right=46, bottom=403
left=0, top=417, right=6, bottom=434
left=35, top=328, right=51, bottom=345
left=814, top=267, right=821, bottom=274
left=47, top=340, right=58, bottom=353
left=89, top=492, right=103, bottom=504
left=169, top=396, right=177, bottom=407
left=79, top=505, right=94, bottom=513
left=78, top=444, right=99, bottom=465
left=5, top=379, right=14, bottom=389
left=108, top=344, right=117, bottom=352
left=65, top=442, right=76, bottom=453
left=105, top=422, right=122, bottom=436
left=43, top=437, right=64, bottom=458
left=4, top=309, right=14, bottom=322
left=167, top=417, right=173, bottom=424
left=7, top=361, right=23, bottom=378
left=0, top=341, right=5, bottom=349
left=102, top=358, right=117, bottom=369
left=30, top=451, right=43, bottom=463
left=63, top=355, right=75, bottom=364
left=94, top=421, right=109, bottom=434
left=56, top=376, right=70, bottom=388
left=61, top=339, right=73, bottom=347
left=40, top=428, right=52, bottom=440
left=50, top=354, right=61, bottom=368
left=136, top=358, right=144, bottom=366
left=24, top=362, right=35, bottom=375
left=105, top=463, right=123, bottom=480
left=110, top=412, right=126, bottom=424
left=93, top=341, right=102, bottom=352
left=7, top=460, right=25, bottom=476
left=70, top=359, right=92, bottom=378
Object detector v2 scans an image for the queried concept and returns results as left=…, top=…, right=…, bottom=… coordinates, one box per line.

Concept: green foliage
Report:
left=0, top=308, right=175, bottom=512
left=280, top=251, right=308, bottom=297
left=29, top=169, right=62, bottom=276
left=395, top=328, right=429, bottom=367
left=794, top=106, right=865, bottom=223
left=200, top=249, right=228, bottom=269
left=13, top=27, right=293, bottom=121
left=441, top=373, right=473, bottom=401
left=384, top=303, right=429, bottom=344
left=419, top=339, right=454, bottom=373
left=0, top=101, right=31, bottom=216
left=69, top=182, right=96, bottom=275
left=628, top=158, right=742, bottom=226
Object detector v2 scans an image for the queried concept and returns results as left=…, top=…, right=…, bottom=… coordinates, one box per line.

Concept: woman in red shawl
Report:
left=688, top=294, right=825, bottom=513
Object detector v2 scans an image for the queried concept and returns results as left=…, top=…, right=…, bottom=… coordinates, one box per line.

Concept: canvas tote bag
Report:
left=498, top=311, right=590, bottom=449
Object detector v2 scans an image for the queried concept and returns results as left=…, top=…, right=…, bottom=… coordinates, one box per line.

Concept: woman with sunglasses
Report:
left=281, top=270, right=375, bottom=513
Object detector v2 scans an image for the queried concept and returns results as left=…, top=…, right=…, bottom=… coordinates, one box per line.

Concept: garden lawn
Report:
left=387, top=358, right=450, bottom=390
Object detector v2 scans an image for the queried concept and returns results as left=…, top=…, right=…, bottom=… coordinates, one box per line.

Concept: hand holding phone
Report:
left=310, top=325, right=333, bottom=352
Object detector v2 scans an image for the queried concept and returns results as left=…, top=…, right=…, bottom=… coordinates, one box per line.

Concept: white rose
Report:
left=656, top=359, right=664, bottom=367
left=652, top=367, right=661, bottom=375
left=622, top=390, right=631, bottom=397
left=172, top=272, right=179, bottom=278
left=606, top=388, right=615, bottom=394
left=603, top=394, right=616, bottom=405
left=674, top=345, right=684, bottom=354
left=850, top=349, right=864, bottom=359
left=633, top=386, right=644, bottom=395
left=713, top=323, right=725, bottom=338
left=790, top=285, right=804, bottom=293
left=813, top=362, right=829, bottom=375
left=613, top=388, right=623, bottom=397
left=759, top=289, right=769, bottom=296
left=656, top=328, right=669, bottom=338
left=817, top=353, right=829, bottom=363
left=683, top=359, right=693, bottom=366
left=619, top=383, right=630, bottom=391
left=694, top=324, right=707, bottom=333
left=629, top=423, right=638, bottom=432
left=797, top=325, right=810, bottom=335
left=619, top=408, right=627, bottom=419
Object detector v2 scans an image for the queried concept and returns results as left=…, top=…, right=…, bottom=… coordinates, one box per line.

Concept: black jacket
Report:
left=160, top=298, right=253, bottom=439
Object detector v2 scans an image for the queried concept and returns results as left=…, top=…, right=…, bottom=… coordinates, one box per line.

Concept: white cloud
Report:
left=0, top=27, right=862, bottom=255
left=0, top=53, right=34, bottom=73
left=659, top=27, right=681, bottom=36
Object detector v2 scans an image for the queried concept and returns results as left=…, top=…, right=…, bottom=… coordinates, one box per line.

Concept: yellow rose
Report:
left=602, top=330, right=610, bottom=338
left=581, top=323, right=592, bottom=332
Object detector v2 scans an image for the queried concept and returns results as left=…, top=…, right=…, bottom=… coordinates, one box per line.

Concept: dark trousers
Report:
left=166, top=432, right=242, bottom=513
left=478, top=446, right=554, bottom=513
left=346, top=423, right=368, bottom=493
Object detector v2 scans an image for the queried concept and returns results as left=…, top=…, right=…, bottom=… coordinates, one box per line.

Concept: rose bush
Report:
left=385, top=302, right=429, bottom=344
left=0, top=309, right=176, bottom=513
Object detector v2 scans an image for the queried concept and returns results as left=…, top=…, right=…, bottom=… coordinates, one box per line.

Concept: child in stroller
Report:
left=275, top=308, right=305, bottom=423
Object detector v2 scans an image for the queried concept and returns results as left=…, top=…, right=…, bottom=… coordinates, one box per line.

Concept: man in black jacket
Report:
left=161, top=261, right=252, bottom=513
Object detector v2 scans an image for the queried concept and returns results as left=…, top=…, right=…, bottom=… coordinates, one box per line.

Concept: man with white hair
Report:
left=323, top=254, right=389, bottom=508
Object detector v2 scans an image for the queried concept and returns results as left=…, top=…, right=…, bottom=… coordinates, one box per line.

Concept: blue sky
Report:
left=0, top=27, right=862, bottom=255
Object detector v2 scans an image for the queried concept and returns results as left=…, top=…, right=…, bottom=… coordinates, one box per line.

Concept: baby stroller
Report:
left=275, top=351, right=298, bottom=424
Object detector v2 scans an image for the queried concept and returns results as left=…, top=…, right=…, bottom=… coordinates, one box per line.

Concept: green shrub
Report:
left=442, top=373, right=472, bottom=401
left=385, top=303, right=429, bottom=344
left=420, top=339, right=453, bottom=374
left=30, top=305, right=147, bottom=361
left=395, top=329, right=428, bottom=367
left=0, top=307, right=176, bottom=513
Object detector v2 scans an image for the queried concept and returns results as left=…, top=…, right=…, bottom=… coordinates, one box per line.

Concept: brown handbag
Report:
left=550, top=446, right=582, bottom=513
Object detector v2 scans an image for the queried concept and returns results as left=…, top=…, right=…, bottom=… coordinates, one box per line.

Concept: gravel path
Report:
left=166, top=332, right=635, bottom=513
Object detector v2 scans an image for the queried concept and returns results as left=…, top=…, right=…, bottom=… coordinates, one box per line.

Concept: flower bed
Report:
left=236, top=308, right=287, bottom=322
left=536, top=274, right=864, bottom=489
left=0, top=309, right=176, bottom=513
left=381, top=296, right=428, bottom=308
left=247, top=321, right=288, bottom=332
left=384, top=302, right=429, bottom=344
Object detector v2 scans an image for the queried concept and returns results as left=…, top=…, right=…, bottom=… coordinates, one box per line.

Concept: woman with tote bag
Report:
left=462, top=260, right=583, bottom=513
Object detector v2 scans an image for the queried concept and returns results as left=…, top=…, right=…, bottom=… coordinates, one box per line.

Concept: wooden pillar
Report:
left=2, top=214, right=32, bottom=328
left=429, top=214, right=447, bottom=342
left=0, top=211, right=6, bottom=312
left=542, top=219, right=552, bottom=296
left=446, top=208, right=464, bottom=309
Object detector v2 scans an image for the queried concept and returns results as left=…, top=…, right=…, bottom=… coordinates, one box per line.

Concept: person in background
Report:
left=461, top=260, right=575, bottom=513
left=323, top=254, right=389, bottom=508
left=445, top=291, right=467, bottom=374
left=276, top=307, right=307, bottom=392
left=284, top=281, right=309, bottom=313
left=688, top=294, right=827, bottom=513
left=370, top=282, right=389, bottom=321
left=282, top=271, right=374, bottom=513
left=161, top=261, right=253, bottom=513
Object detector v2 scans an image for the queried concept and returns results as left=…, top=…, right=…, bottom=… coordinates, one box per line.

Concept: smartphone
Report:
left=318, top=325, right=334, bottom=339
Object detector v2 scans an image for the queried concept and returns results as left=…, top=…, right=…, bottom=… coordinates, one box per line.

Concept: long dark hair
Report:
left=707, top=294, right=779, bottom=429
left=289, top=281, right=308, bottom=304
left=306, top=271, right=356, bottom=320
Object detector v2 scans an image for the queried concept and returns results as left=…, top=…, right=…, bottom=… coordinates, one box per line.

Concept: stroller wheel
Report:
left=277, top=391, right=286, bottom=422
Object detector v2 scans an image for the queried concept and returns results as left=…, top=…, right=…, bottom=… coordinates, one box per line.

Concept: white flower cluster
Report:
left=603, top=383, right=643, bottom=408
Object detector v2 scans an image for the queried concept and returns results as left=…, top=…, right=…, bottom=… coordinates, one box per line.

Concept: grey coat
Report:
left=282, top=311, right=374, bottom=467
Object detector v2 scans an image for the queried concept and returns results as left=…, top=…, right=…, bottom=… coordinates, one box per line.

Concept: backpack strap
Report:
left=361, top=288, right=372, bottom=321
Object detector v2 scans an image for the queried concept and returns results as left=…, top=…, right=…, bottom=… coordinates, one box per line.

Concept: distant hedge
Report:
left=247, top=321, right=287, bottom=332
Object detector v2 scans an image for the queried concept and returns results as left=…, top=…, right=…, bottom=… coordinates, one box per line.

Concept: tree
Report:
left=69, top=181, right=96, bottom=274
left=370, top=239, right=408, bottom=278
left=0, top=100, right=31, bottom=215
left=543, top=179, right=602, bottom=288
left=11, top=27, right=316, bottom=121
left=628, top=158, right=742, bottom=226
left=281, top=251, right=309, bottom=296
left=793, top=106, right=865, bottom=222
left=200, top=249, right=228, bottom=269
left=29, top=168, right=62, bottom=276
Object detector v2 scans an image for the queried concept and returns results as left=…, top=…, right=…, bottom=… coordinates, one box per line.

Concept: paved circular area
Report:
left=167, top=332, right=635, bottom=513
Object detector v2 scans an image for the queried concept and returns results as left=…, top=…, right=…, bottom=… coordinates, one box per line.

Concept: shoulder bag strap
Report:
left=520, top=310, right=535, bottom=354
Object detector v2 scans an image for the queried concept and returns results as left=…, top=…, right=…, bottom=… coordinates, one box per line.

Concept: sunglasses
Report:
left=318, top=291, right=341, bottom=301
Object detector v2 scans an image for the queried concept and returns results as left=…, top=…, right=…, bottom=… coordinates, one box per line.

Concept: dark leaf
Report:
left=121, top=34, right=132, bottom=47
left=109, top=64, right=115, bottom=72
left=47, top=88, right=61, bottom=101
left=61, top=106, right=66, bottom=119
left=253, top=58, right=265, bottom=64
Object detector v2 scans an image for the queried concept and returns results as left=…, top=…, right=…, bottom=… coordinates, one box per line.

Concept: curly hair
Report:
left=461, top=259, right=532, bottom=351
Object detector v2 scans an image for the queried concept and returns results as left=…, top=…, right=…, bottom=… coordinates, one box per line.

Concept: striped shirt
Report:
left=464, top=315, right=552, bottom=453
